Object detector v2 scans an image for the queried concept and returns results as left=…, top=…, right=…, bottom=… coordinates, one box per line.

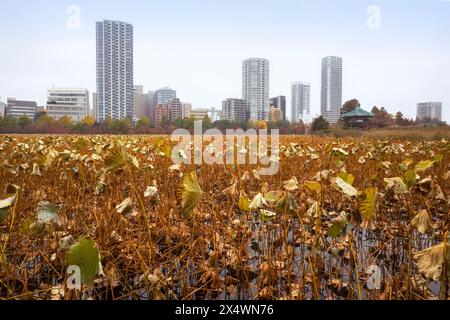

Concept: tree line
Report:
left=0, top=113, right=310, bottom=135
left=0, top=99, right=444, bottom=135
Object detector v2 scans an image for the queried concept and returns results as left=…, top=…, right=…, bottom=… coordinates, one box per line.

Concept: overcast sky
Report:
left=0, top=0, right=449, bottom=121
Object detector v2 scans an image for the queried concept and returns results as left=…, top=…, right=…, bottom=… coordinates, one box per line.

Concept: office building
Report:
left=208, top=107, right=222, bottom=122
left=321, top=56, right=343, bottom=123
left=417, top=102, right=442, bottom=122
left=154, top=87, right=176, bottom=105
left=269, top=96, right=287, bottom=122
left=46, top=87, right=89, bottom=122
left=242, top=58, right=270, bottom=121
left=269, top=106, right=284, bottom=123
left=96, top=20, right=134, bottom=122
left=0, top=101, right=5, bottom=118
left=133, top=85, right=148, bottom=119
left=168, top=98, right=183, bottom=121
left=92, top=93, right=97, bottom=120
left=182, top=103, right=192, bottom=119
left=151, top=98, right=182, bottom=127
left=149, top=87, right=176, bottom=125
left=291, top=82, right=311, bottom=123
left=153, top=104, right=170, bottom=127
left=5, top=98, right=37, bottom=119
left=147, top=91, right=155, bottom=121
left=222, top=98, right=248, bottom=122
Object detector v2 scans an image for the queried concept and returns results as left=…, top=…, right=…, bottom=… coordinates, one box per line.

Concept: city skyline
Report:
left=0, top=0, right=449, bottom=122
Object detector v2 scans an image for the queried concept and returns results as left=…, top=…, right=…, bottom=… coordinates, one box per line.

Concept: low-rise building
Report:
left=6, top=98, right=37, bottom=119
left=190, top=108, right=209, bottom=120
left=342, top=106, right=374, bottom=128
left=46, top=88, right=89, bottom=122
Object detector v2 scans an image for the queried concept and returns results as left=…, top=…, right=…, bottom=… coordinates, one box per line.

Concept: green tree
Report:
left=18, top=115, right=32, bottom=128
left=160, top=116, right=171, bottom=128
left=110, top=118, right=132, bottom=133
left=202, top=115, right=212, bottom=130
left=35, top=115, right=56, bottom=126
left=82, top=116, right=96, bottom=127
left=34, top=110, right=47, bottom=122
left=311, top=116, right=330, bottom=133
left=100, top=117, right=113, bottom=133
left=0, top=116, right=19, bottom=132
left=59, top=116, right=73, bottom=129
left=183, top=118, right=195, bottom=130
left=136, top=116, right=151, bottom=129
left=172, top=118, right=184, bottom=129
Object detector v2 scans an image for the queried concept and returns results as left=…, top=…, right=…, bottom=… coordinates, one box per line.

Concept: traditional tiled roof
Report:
left=342, top=106, right=374, bottom=118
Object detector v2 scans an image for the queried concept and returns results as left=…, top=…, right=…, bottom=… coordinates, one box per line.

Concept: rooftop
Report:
left=342, top=106, right=374, bottom=118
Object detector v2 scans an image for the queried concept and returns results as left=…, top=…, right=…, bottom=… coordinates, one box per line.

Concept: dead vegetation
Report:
left=0, top=135, right=449, bottom=300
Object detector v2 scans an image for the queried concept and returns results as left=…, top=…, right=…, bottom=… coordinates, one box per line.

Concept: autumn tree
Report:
left=341, top=99, right=360, bottom=115
left=291, top=120, right=306, bottom=135
left=371, top=107, right=395, bottom=127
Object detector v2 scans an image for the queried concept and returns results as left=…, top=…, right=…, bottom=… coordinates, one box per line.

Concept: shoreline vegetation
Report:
left=1, top=126, right=450, bottom=141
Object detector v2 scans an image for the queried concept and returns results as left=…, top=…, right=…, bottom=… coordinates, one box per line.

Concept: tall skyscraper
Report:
left=5, top=98, right=37, bottom=118
left=242, top=58, right=270, bottom=121
left=291, top=82, right=311, bottom=123
left=133, top=85, right=148, bottom=119
left=417, top=102, right=442, bottom=122
left=96, top=20, right=134, bottom=122
left=46, top=87, right=90, bottom=122
left=269, top=96, right=287, bottom=122
left=321, top=56, right=343, bottom=123
left=222, top=98, right=248, bottom=122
